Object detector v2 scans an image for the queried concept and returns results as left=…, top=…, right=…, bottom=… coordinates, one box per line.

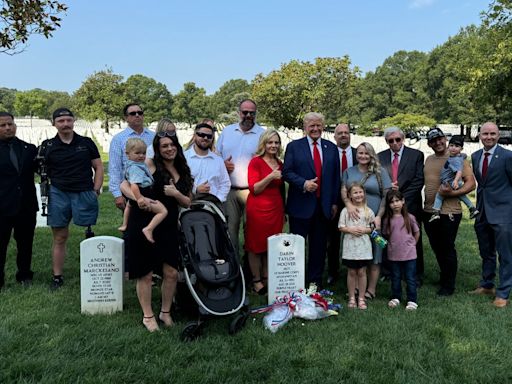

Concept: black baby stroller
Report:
left=178, top=194, right=249, bottom=341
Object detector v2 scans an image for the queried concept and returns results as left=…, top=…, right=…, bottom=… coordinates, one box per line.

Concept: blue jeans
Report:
left=433, top=180, right=474, bottom=211
left=390, top=259, right=417, bottom=303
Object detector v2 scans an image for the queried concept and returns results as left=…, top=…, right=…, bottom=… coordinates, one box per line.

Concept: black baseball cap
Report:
left=52, top=108, right=74, bottom=121
left=426, top=127, right=445, bottom=142
left=449, top=135, right=464, bottom=147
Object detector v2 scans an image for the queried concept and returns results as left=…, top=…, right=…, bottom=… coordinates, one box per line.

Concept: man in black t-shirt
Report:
left=40, top=108, right=104, bottom=290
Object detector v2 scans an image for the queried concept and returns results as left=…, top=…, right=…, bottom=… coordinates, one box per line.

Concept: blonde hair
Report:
left=255, top=129, right=282, bottom=158
left=156, top=118, right=176, bottom=134
left=357, top=142, right=382, bottom=174
left=347, top=182, right=372, bottom=222
left=125, top=137, right=147, bottom=153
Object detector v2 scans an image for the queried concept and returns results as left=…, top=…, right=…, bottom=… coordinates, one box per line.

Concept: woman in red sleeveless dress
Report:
left=245, top=129, right=285, bottom=295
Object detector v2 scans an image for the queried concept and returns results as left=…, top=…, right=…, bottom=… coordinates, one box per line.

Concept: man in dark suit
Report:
left=283, top=112, right=340, bottom=288
left=470, top=122, right=512, bottom=308
left=378, top=127, right=425, bottom=283
left=0, top=112, right=38, bottom=289
left=326, top=123, right=357, bottom=285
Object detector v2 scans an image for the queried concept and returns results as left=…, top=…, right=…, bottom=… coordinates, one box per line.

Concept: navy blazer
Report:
left=283, top=137, right=340, bottom=219
left=471, top=145, right=512, bottom=224
left=378, top=146, right=424, bottom=216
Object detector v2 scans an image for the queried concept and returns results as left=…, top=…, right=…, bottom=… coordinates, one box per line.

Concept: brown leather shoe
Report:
left=469, top=287, right=496, bottom=296
left=493, top=297, right=508, bottom=308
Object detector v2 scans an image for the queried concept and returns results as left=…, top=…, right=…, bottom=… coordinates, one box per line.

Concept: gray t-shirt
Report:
left=440, top=153, right=466, bottom=184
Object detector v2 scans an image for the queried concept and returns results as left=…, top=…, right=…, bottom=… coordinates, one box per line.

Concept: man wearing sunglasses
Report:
left=109, top=103, right=155, bottom=211
left=217, top=99, right=264, bottom=258
left=185, top=123, right=230, bottom=202
left=378, top=127, right=425, bottom=285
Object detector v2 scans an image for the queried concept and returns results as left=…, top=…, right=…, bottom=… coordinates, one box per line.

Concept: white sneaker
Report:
left=405, top=301, right=418, bottom=310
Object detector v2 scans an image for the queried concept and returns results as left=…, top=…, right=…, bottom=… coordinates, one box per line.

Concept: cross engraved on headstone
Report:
left=97, top=243, right=105, bottom=253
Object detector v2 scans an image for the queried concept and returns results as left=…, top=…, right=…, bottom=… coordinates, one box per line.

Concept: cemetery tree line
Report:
left=0, top=0, right=511, bottom=131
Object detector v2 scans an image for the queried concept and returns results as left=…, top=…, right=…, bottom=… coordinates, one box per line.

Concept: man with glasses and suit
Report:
left=109, top=104, right=155, bottom=211
left=378, top=127, right=425, bottom=284
left=185, top=123, right=231, bottom=203
left=217, top=99, right=264, bottom=258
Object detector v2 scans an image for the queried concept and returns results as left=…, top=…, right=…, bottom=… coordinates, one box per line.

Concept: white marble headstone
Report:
left=80, top=236, right=124, bottom=314
left=267, top=234, right=305, bottom=305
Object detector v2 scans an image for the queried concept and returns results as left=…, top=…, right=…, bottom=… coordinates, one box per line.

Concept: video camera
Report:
left=36, top=146, right=49, bottom=216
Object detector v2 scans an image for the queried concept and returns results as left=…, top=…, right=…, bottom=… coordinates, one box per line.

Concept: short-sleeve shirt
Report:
left=41, top=133, right=100, bottom=192
left=338, top=207, right=374, bottom=260
left=342, top=166, right=392, bottom=215
left=440, top=154, right=466, bottom=184
left=125, top=160, right=154, bottom=188
left=383, top=214, right=419, bottom=261
left=423, top=153, right=472, bottom=214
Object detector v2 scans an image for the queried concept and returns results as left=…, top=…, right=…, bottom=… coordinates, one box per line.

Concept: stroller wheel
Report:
left=228, top=313, right=248, bottom=335
left=180, top=321, right=203, bottom=342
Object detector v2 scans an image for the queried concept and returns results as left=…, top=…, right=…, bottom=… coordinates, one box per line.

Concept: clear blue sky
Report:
left=0, top=0, right=490, bottom=95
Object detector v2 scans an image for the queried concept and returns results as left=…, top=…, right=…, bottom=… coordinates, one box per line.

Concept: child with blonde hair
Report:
left=118, top=138, right=167, bottom=243
left=339, top=183, right=374, bottom=310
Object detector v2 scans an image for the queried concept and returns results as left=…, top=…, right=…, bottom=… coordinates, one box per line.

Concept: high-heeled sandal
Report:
left=142, top=315, right=159, bottom=332
left=158, top=311, right=174, bottom=328
left=252, top=279, right=267, bottom=296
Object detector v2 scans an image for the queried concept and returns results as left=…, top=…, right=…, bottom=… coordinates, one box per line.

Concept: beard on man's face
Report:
left=240, top=115, right=255, bottom=129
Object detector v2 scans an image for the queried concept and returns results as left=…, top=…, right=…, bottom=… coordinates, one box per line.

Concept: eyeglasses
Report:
left=241, top=110, right=256, bottom=116
left=387, top=137, right=402, bottom=144
left=157, top=131, right=176, bottom=138
left=196, top=132, right=213, bottom=140
left=128, top=111, right=144, bottom=116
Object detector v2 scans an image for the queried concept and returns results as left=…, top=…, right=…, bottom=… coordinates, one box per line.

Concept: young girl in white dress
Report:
left=339, top=182, right=375, bottom=310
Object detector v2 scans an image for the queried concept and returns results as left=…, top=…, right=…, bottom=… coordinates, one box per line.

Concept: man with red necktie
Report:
left=378, top=127, right=425, bottom=285
left=471, top=122, right=512, bottom=308
left=283, top=112, right=340, bottom=288
left=326, top=123, right=358, bottom=285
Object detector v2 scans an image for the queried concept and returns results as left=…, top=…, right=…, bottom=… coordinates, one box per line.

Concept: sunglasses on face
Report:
left=196, top=132, right=213, bottom=140
left=241, top=110, right=256, bottom=116
left=128, top=111, right=144, bottom=116
left=387, top=137, right=402, bottom=144
left=157, top=131, right=176, bottom=138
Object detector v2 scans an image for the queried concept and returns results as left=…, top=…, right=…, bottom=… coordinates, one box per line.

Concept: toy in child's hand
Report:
left=371, top=230, right=387, bottom=249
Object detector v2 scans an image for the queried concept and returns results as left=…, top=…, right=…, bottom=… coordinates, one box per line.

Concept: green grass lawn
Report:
left=1, top=193, right=512, bottom=384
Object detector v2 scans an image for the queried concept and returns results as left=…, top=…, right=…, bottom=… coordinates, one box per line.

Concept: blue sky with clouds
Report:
left=0, top=0, right=489, bottom=94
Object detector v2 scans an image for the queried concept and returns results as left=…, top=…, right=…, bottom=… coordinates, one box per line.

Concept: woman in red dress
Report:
left=245, top=129, right=285, bottom=295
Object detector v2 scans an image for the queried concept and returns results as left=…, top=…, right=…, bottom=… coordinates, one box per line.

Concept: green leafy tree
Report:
left=13, top=89, right=47, bottom=117
left=253, top=57, right=360, bottom=129
left=171, top=82, right=209, bottom=127
left=375, top=113, right=435, bottom=136
left=73, top=69, right=126, bottom=132
left=123, top=74, right=173, bottom=124
left=357, top=50, right=430, bottom=124
left=0, top=87, right=16, bottom=111
left=0, top=0, right=68, bottom=54
left=209, top=79, right=251, bottom=121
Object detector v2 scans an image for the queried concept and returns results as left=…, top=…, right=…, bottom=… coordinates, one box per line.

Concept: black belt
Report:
left=231, top=186, right=248, bottom=190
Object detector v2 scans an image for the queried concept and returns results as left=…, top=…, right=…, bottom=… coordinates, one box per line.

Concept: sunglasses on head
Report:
left=241, top=110, right=256, bottom=116
left=387, top=137, right=402, bottom=144
left=196, top=132, right=213, bottom=140
left=157, top=131, right=176, bottom=138
left=128, top=111, right=144, bottom=116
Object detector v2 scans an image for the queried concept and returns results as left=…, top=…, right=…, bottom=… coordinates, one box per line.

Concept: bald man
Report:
left=471, top=122, right=512, bottom=308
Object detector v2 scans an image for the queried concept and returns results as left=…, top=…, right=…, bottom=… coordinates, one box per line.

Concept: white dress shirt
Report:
left=185, top=146, right=231, bottom=202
